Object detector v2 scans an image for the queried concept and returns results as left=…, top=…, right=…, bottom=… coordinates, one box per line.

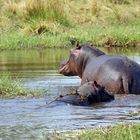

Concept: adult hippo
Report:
left=59, top=44, right=140, bottom=95
left=56, top=81, right=114, bottom=106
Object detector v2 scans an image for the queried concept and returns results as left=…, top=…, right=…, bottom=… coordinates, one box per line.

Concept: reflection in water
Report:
left=0, top=48, right=68, bottom=72
left=0, top=47, right=140, bottom=73
left=0, top=47, right=140, bottom=139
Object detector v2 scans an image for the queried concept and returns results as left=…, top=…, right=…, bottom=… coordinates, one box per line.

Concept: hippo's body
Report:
left=82, top=55, right=140, bottom=94
left=59, top=44, right=140, bottom=95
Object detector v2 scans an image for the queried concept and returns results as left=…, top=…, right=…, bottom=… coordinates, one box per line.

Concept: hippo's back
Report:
left=82, top=55, right=140, bottom=94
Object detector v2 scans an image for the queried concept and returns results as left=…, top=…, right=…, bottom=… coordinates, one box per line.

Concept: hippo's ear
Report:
left=76, top=42, right=81, bottom=50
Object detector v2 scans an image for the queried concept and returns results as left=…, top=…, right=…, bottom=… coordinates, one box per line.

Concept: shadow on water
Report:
left=0, top=47, right=140, bottom=139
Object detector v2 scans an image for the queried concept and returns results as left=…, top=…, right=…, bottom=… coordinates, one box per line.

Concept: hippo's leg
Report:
left=122, top=78, right=129, bottom=94
left=121, top=74, right=133, bottom=94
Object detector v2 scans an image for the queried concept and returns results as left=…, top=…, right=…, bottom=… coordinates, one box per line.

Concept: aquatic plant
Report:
left=0, top=75, right=45, bottom=98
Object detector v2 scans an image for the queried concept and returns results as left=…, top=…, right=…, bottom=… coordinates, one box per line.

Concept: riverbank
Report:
left=0, top=23, right=140, bottom=50
left=50, top=123, right=140, bottom=140
left=0, top=0, right=140, bottom=50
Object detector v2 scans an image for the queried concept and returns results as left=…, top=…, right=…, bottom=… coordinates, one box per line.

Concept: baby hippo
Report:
left=77, top=81, right=114, bottom=103
left=56, top=81, right=114, bottom=106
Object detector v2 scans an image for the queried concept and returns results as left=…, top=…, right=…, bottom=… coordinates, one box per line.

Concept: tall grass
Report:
left=2, top=0, right=140, bottom=25
left=25, top=0, right=70, bottom=26
left=0, top=0, right=140, bottom=49
left=68, top=0, right=140, bottom=24
left=25, top=0, right=46, bottom=19
left=0, top=0, right=70, bottom=26
left=3, top=0, right=17, bottom=15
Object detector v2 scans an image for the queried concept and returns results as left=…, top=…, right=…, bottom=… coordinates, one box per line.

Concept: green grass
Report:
left=48, top=123, right=140, bottom=140
left=24, top=0, right=70, bottom=27
left=0, top=23, right=140, bottom=50
left=0, top=0, right=140, bottom=50
left=0, top=75, right=46, bottom=98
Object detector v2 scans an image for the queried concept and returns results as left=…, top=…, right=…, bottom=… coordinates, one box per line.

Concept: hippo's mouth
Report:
left=59, top=59, right=69, bottom=74
left=59, top=53, right=78, bottom=76
left=59, top=58, right=77, bottom=76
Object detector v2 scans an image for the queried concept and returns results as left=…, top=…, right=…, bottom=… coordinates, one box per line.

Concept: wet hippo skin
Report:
left=59, top=44, right=140, bottom=95
left=56, top=81, right=114, bottom=106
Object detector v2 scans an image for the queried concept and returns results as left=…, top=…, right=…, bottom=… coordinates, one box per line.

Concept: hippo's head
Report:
left=59, top=44, right=105, bottom=77
left=78, top=81, right=114, bottom=102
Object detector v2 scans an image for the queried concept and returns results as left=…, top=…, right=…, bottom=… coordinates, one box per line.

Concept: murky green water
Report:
left=0, top=47, right=140, bottom=139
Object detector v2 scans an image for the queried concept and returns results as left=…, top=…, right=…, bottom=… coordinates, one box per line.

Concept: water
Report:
left=0, top=47, right=140, bottom=139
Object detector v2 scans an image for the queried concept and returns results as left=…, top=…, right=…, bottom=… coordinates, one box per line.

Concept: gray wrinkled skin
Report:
left=60, top=44, right=140, bottom=95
